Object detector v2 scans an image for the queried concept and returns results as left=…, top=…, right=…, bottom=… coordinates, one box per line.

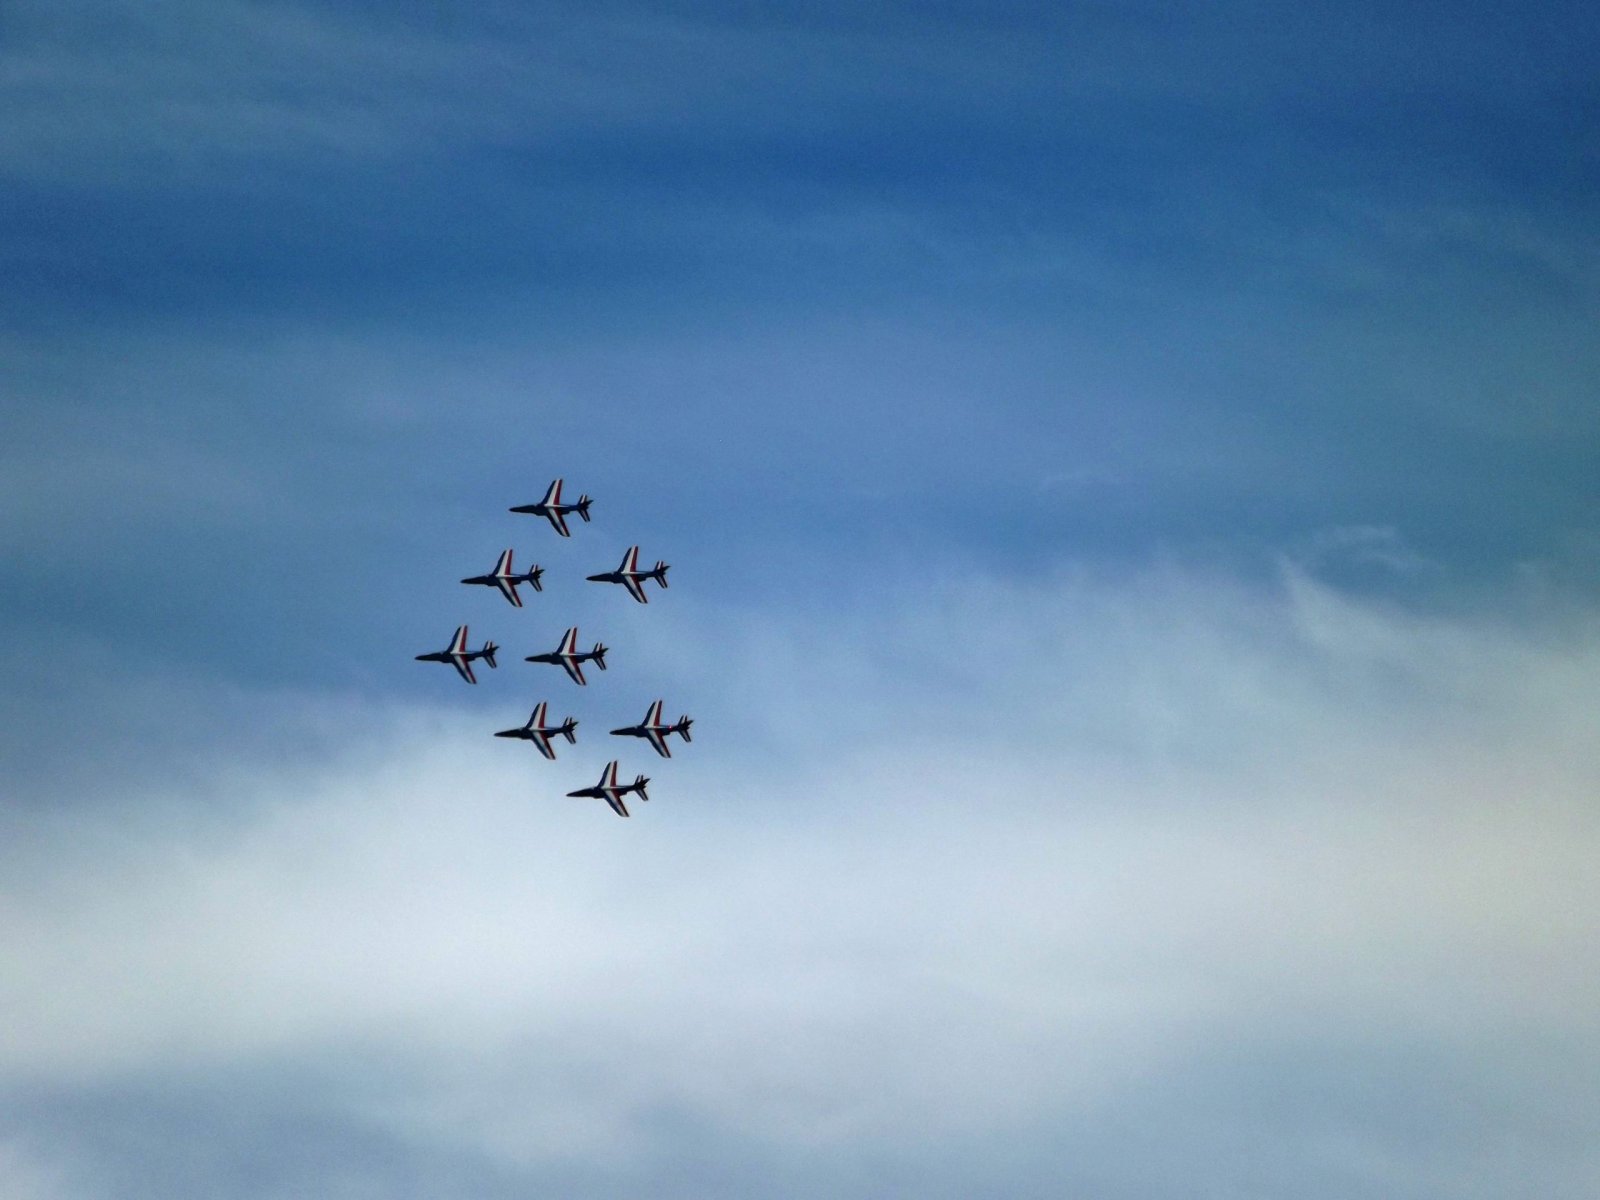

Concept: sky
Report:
left=2, top=1, right=1599, bottom=1196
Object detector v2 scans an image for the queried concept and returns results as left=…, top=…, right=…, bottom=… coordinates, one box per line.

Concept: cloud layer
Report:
left=4, top=564, right=1597, bottom=1198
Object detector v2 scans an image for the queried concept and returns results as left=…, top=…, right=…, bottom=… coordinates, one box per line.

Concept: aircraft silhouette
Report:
left=415, top=625, right=498, bottom=684
left=567, top=760, right=649, bottom=818
left=510, top=478, right=592, bottom=537
left=524, top=626, right=608, bottom=685
left=493, top=701, right=578, bottom=760
left=587, top=545, right=669, bottom=604
left=611, top=699, right=693, bottom=758
left=461, top=548, right=543, bottom=607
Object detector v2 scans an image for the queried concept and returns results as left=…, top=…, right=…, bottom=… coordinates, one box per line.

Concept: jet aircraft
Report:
left=610, top=699, right=693, bottom=758
left=525, top=626, right=608, bottom=685
left=494, top=701, right=578, bottom=760
left=461, top=548, right=543, bottom=607
left=415, top=625, right=498, bottom=684
left=567, top=760, right=650, bottom=818
left=587, top=545, right=670, bottom=604
left=510, top=478, right=592, bottom=537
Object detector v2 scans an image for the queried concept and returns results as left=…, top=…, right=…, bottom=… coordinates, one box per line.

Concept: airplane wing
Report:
left=544, top=509, right=571, bottom=537
left=623, top=575, right=649, bottom=604
left=543, top=478, right=564, bottom=507
left=645, top=729, right=672, bottom=758
left=530, top=731, right=556, bottom=760
left=646, top=700, right=664, bottom=726
left=494, top=576, right=523, bottom=607
left=602, top=790, right=631, bottom=818
left=450, top=626, right=470, bottom=654
left=494, top=549, right=514, bottom=575
left=452, top=656, right=477, bottom=685
left=621, top=546, right=640, bottom=573
left=561, top=657, right=587, bottom=686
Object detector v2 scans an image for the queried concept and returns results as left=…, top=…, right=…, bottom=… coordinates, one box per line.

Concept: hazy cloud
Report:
left=3, top=565, right=1597, bottom=1196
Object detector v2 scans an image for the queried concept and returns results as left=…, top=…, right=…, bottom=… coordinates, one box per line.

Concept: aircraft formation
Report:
left=415, top=478, right=690, bottom=817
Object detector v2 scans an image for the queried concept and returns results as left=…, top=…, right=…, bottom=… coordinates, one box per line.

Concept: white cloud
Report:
left=2, top=564, right=1597, bottom=1194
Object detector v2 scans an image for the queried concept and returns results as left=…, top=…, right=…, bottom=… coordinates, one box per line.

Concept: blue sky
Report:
left=3, top=3, right=1599, bottom=1197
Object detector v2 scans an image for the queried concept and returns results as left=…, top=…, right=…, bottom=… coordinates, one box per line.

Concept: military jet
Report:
left=510, top=478, right=592, bottom=537
left=610, top=699, right=693, bottom=758
left=567, top=760, right=649, bottom=818
left=461, top=548, right=543, bottom=608
left=587, top=545, right=670, bottom=604
left=415, top=625, right=498, bottom=684
left=494, top=701, right=578, bottom=760
left=524, top=626, right=608, bottom=685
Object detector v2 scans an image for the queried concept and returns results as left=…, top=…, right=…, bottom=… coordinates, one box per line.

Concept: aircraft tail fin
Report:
left=653, top=561, right=670, bottom=588
left=561, top=719, right=578, bottom=744
left=676, top=716, right=693, bottom=743
left=482, top=642, right=499, bottom=669
left=592, top=643, right=608, bottom=671
left=634, top=775, right=650, bottom=801
left=527, top=566, right=544, bottom=592
left=576, top=495, right=592, bottom=521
